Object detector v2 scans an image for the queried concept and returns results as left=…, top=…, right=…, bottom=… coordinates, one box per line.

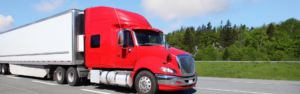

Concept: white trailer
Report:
left=0, top=9, right=87, bottom=79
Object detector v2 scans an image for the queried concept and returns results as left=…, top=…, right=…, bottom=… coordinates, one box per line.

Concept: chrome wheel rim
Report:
left=68, top=71, right=74, bottom=82
left=139, top=76, right=151, bottom=93
left=56, top=70, right=62, bottom=81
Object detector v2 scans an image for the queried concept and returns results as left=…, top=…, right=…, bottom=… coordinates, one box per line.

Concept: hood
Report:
left=137, top=45, right=190, bottom=60
left=136, top=45, right=192, bottom=77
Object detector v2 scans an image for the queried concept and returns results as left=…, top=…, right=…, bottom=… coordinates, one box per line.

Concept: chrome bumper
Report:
left=155, top=74, right=197, bottom=86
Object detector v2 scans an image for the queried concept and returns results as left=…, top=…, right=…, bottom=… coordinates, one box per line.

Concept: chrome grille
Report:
left=176, top=54, right=196, bottom=76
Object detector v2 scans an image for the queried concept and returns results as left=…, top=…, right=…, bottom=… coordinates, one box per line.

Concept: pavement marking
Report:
left=81, top=89, right=111, bottom=94
left=197, top=88, right=273, bottom=94
left=6, top=76, right=20, bottom=79
left=230, top=81, right=288, bottom=85
left=0, top=83, right=38, bottom=94
left=32, top=80, right=57, bottom=85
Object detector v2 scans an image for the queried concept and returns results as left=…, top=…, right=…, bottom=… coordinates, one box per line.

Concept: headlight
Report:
left=159, top=67, right=177, bottom=74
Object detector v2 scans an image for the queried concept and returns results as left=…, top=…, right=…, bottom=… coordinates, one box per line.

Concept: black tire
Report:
left=55, top=67, right=67, bottom=84
left=0, top=64, right=2, bottom=74
left=135, top=70, right=158, bottom=94
left=2, top=64, right=9, bottom=75
left=67, top=67, right=80, bottom=86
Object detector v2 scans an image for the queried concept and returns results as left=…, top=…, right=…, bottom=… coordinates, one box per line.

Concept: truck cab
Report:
left=85, top=6, right=197, bottom=93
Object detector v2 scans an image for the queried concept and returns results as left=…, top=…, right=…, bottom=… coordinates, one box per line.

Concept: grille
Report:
left=177, top=54, right=196, bottom=76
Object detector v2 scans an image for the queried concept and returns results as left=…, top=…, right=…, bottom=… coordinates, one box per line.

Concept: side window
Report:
left=91, top=35, right=100, bottom=48
left=124, top=31, right=134, bottom=47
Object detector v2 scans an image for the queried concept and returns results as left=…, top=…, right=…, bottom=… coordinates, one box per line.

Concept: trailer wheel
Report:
left=0, top=64, right=2, bottom=74
left=55, top=67, right=67, bottom=84
left=135, top=70, right=158, bottom=94
left=1, top=64, right=9, bottom=75
left=67, top=67, right=80, bottom=86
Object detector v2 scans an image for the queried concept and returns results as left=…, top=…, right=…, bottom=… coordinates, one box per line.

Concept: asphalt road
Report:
left=0, top=74, right=299, bottom=94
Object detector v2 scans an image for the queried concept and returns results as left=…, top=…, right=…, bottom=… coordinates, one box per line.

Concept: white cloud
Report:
left=31, top=0, right=64, bottom=12
left=0, top=14, right=14, bottom=31
left=141, top=0, right=260, bottom=34
left=162, top=20, right=183, bottom=34
left=141, top=0, right=232, bottom=21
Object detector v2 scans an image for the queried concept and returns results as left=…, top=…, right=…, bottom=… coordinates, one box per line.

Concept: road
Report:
left=0, top=74, right=299, bottom=94
left=196, top=61, right=300, bottom=63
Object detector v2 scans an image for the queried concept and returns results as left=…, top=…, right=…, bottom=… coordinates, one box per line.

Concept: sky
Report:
left=0, top=0, right=299, bottom=34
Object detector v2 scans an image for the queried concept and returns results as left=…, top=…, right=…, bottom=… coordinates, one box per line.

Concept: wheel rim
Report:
left=56, top=70, right=62, bottom=81
left=68, top=71, right=74, bottom=82
left=139, top=76, right=152, bottom=93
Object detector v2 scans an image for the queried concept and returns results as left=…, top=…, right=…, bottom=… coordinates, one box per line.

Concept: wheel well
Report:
left=49, top=65, right=76, bottom=74
left=132, top=68, right=154, bottom=87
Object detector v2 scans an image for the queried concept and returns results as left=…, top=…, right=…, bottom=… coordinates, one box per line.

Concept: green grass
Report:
left=195, top=62, right=300, bottom=81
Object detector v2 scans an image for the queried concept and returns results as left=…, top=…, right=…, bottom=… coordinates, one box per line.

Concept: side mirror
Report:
left=165, top=44, right=170, bottom=50
left=163, top=34, right=166, bottom=45
left=194, top=46, right=199, bottom=57
left=118, top=31, right=124, bottom=47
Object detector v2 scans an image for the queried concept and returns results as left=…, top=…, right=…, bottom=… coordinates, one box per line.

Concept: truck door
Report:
left=116, top=30, right=137, bottom=68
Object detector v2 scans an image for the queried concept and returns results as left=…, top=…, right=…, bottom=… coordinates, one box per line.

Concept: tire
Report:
left=67, top=67, right=80, bottom=86
left=55, top=67, right=67, bottom=84
left=0, top=64, right=2, bottom=74
left=135, top=70, right=158, bottom=94
left=2, top=64, right=9, bottom=75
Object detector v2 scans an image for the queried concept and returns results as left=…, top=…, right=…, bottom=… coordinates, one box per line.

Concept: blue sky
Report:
left=0, top=0, right=299, bottom=34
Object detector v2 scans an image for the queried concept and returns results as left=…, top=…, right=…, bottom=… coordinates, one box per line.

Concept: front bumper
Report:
left=155, top=74, right=197, bottom=91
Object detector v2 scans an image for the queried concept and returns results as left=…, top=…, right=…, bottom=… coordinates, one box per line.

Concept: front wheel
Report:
left=135, top=70, right=158, bottom=94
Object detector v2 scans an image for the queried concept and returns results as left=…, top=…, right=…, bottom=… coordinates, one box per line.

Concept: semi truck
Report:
left=0, top=6, right=197, bottom=94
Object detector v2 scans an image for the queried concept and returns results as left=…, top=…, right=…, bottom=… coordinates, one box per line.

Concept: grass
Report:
left=195, top=62, right=300, bottom=81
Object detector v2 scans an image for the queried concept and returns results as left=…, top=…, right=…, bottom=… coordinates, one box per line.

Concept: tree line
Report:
left=165, top=18, right=300, bottom=61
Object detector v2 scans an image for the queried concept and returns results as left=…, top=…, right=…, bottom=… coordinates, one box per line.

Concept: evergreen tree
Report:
left=182, top=27, right=193, bottom=53
left=267, top=23, right=275, bottom=40
left=207, top=22, right=212, bottom=31
left=165, top=18, right=300, bottom=61
left=223, top=48, right=229, bottom=60
left=219, top=20, right=232, bottom=48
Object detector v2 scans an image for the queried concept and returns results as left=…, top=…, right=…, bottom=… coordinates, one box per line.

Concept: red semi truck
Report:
left=0, top=6, right=197, bottom=94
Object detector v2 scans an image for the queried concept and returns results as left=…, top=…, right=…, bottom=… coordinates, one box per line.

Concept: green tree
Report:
left=267, top=23, right=275, bottom=40
left=182, top=27, right=193, bottom=53
left=223, top=48, right=229, bottom=60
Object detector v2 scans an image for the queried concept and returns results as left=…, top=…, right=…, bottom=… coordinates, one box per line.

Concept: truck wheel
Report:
left=67, top=67, right=80, bottom=86
left=2, top=64, right=9, bottom=75
left=55, top=67, right=67, bottom=84
left=135, top=70, right=158, bottom=94
left=0, top=64, right=2, bottom=74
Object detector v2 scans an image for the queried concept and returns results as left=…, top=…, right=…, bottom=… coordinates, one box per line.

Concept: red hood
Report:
left=136, top=45, right=190, bottom=63
left=137, top=45, right=190, bottom=56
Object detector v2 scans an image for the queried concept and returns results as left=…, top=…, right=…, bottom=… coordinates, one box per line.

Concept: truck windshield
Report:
left=134, top=30, right=164, bottom=46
